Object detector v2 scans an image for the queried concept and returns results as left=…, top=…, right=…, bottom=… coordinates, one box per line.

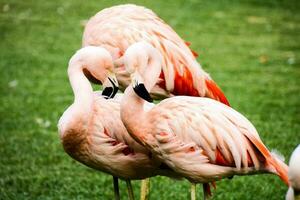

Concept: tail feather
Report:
left=205, top=79, right=230, bottom=106
left=245, top=134, right=289, bottom=186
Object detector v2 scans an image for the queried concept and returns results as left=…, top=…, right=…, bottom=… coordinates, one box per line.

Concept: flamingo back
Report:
left=82, top=4, right=229, bottom=105
left=141, top=97, right=288, bottom=183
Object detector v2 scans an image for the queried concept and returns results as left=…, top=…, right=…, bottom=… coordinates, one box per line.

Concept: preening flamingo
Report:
left=286, top=145, right=300, bottom=200
left=120, top=42, right=289, bottom=199
left=82, top=4, right=230, bottom=105
left=58, top=46, right=177, bottom=200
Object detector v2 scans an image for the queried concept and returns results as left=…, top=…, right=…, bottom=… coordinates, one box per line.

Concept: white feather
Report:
left=271, top=149, right=285, bottom=162
left=286, top=145, right=300, bottom=200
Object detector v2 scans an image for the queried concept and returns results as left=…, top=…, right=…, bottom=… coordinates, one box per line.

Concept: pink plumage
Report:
left=82, top=4, right=230, bottom=105
left=120, top=42, right=289, bottom=197
left=58, top=47, right=177, bottom=190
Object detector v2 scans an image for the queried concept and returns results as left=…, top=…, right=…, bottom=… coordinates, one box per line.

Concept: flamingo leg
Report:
left=140, top=178, right=150, bottom=200
left=202, top=183, right=211, bottom=200
left=113, top=176, right=120, bottom=200
left=191, top=183, right=196, bottom=200
left=126, top=179, right=135, bottom=200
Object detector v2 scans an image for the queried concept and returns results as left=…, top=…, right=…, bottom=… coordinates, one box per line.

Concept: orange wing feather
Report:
left=205, top=79, right=230, bottom=106
left=171, top=67, right=230, bottom=106
left=245, top=134, right=289, bottom=186
left=173, top=66, right=199, bottom=96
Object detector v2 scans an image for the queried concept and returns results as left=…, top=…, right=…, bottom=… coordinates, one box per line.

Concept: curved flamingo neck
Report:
left=121, top=86, right=146, bottom=128
left=68, top=63, right=94, bottom=111
left=121, top=45, right=162, bottom=140
left=58, top=63, right=94, bottom=137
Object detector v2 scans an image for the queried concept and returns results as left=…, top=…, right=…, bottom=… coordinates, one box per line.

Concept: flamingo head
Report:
left=124, top=42, right=163, bottom=102
left=68, top=46, right=119, bottom=98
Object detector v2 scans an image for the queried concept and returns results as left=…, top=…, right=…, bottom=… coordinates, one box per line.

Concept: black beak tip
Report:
left=102, top=77, right=119, bottom=99
left=133, top=83, right=153, bottom=103
left=101, top=87, right=113, bottom=98
left=101, top=86, right=119, bottom=99
left=111, top=86, right=119, bottom=98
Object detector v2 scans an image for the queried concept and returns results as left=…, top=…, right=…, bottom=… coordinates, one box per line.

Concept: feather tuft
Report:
left=271, top=149, right=285, bottom=162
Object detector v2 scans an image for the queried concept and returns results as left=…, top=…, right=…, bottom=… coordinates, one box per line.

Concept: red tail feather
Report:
left=205, top=79, right=230, bottom=106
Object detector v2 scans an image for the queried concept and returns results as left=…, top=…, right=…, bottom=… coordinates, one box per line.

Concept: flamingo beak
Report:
left=102, top=72, right=119, bottom=99
left=131, top=72, right=153, bottom=103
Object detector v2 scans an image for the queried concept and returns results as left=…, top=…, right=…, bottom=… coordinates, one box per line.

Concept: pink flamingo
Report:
left=120, top=42, right=289, bottom=199
left=58, top=46, right=177, bottom=200
left=82, top=4, right=230, bottom=105
left=286, top=145, right=300, bottom=200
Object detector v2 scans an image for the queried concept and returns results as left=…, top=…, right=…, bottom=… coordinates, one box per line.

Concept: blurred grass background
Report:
left=0, top=0, right=299, bottom=199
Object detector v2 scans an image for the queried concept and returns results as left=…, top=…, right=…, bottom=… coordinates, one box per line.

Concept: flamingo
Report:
left=120, top=42, right=289, bottom=199
left=286, top=145, right=300, bottom=200
left=58, top=46, right=178, bottom=200
left=82, top=4, right=230, bottom=105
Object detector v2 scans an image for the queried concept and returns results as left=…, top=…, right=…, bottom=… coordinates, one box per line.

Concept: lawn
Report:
left=0, top=0, right=299, bottom=199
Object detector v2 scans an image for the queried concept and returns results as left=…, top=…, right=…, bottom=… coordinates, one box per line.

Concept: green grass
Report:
left=0, top=0, right=299, bottom=199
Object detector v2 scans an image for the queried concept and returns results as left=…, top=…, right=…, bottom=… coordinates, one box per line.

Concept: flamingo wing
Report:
left=146, top=97, right=288, bottom=183
left=82, top=5, right=229, bottom=105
